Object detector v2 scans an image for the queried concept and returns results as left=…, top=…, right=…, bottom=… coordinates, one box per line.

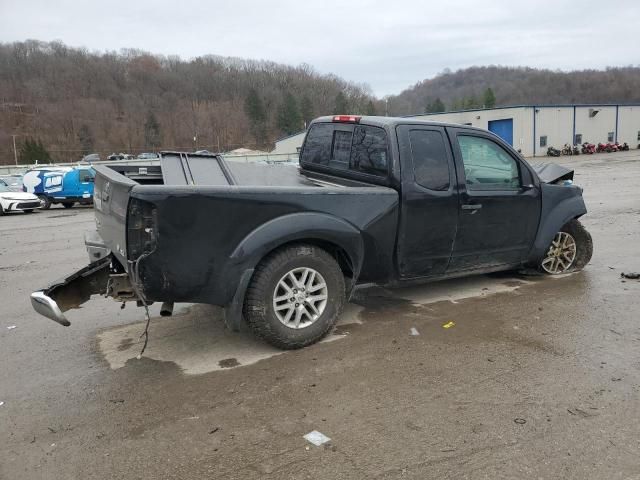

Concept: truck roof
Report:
left=311, top=115, right=488, bottom=133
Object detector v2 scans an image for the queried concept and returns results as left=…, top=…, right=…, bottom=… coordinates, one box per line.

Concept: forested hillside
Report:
left=387, top=66, right=640, bottom=116
left=0, top=41, right=377, bottom=164
left=2, top=41, right=639, bottom=165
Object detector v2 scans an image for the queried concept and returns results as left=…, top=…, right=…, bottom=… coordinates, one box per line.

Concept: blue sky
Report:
left=1, top=0, right=638, bottom=96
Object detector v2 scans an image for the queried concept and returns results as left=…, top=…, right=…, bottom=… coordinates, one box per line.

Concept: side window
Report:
left=79, top=169, right=93, bottom=182
left=457, top=135, right=520, bottom=191
left=350, top=125, right=388, bottom=176
left=409, top=130, right=450, bottom=190
left=300, top=124, right=333, bottom=166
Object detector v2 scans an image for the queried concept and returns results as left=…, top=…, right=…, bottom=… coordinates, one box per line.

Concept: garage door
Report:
left=488, top=119, right=513, bottom=146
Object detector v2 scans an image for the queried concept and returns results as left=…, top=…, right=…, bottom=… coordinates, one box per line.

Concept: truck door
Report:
left=78, top=168, right=95, bottom=200
left=396, top=125, right=459, bottom=278
left=446, top=128, right=541, bottom=272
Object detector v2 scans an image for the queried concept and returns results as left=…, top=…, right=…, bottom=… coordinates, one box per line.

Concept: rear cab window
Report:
left=301, top=122, right=389, bottom=178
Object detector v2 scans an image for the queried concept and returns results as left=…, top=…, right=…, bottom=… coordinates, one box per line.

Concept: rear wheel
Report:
left=243, top=244, right=346, bottom=349
left=539, top=219, right=592, bottom=274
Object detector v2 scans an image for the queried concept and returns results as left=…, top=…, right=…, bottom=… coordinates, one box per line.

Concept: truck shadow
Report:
left=96, top=272, right=538, bottom=375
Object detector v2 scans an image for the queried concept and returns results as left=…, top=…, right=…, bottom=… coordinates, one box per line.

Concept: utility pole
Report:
left=11, top=134, right=18, bottom=165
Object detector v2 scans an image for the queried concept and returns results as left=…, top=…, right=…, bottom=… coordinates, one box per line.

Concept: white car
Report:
left=0, top=180, right=41, bottom=215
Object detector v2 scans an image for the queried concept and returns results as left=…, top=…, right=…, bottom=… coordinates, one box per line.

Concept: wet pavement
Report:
left=1, top=151, right=639, bottom=479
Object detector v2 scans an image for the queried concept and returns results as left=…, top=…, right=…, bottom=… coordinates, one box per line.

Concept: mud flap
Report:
left=224, top=268, right=254, bottom=332
left=30, top=257, right=111, bottom=326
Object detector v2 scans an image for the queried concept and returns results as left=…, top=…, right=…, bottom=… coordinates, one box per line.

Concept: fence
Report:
left=0, top=152, right=300, bottom=176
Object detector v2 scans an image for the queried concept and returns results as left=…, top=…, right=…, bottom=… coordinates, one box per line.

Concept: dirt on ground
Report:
left=1, top=151, right=639, bottom=479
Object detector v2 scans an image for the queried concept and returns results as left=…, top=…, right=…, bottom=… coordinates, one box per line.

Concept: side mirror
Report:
left=521, top=184, right=535, bottom=191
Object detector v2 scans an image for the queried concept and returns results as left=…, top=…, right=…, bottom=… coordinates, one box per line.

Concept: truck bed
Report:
left=105, top=152, right=377, bottom=189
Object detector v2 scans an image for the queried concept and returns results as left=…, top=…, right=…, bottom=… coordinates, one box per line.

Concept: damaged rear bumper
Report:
left=30, top=257, right=112, bottom=326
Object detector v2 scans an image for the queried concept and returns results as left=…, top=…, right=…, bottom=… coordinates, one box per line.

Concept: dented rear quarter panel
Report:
left=131, top=184, right=398, bottom=306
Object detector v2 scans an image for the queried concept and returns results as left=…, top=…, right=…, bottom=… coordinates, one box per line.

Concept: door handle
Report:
left=461, top=204, right=482, bottom=211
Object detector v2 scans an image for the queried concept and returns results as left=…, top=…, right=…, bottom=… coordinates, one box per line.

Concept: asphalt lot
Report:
left=1, top=151, right=640, bottom=479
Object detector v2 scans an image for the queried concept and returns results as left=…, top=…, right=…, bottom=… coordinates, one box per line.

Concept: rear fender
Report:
left=229, top=212, right=365, bottom=288
left=529, top=185, right=587, bottom=262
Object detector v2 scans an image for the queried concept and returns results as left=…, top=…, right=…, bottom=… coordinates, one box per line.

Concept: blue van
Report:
left=22, top=166, right=95, bottom=209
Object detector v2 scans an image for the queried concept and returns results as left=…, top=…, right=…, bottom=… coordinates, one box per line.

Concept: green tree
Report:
left=300, top=95, right=314, bottom=127
left=77, top=124, right=94, bottom=156
left=425, top=98, right=445, bottom=113
left=276, top=92, right=302, bottom=135
left=464, top=95, right=480, bottom=109
left=244, top=88, right=267, bottom=144
left=364, top=100, right=377, bottom=115
left=144, top=112, right=162, bottom=149
left=333, top=91, right=349, bottom=114
left=20, top=138, right=52, bottom=164
left=483, top=87, right=496, bottom=108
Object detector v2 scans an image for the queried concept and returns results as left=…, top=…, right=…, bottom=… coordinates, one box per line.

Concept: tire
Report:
left=0, top=204, right=4, bottom=216
left=23, top=209, right=34, bottom=214
left=539, top=219, right=592, bottom=274
left=38, top=195, right=51, bottom=210
left=62, top=202, right=74, bottom=209
left=243, top=244, right=346, bottom=350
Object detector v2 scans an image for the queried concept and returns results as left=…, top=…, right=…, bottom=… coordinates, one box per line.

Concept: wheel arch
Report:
left=529, top=193, right=587, bottom=263
left=229, top=212, right=364, bottom=289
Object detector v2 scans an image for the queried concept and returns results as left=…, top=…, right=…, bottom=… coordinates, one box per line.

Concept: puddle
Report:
left=97, top=274, right=530, bottom=375
left=392, top=274, right=531, bottom=305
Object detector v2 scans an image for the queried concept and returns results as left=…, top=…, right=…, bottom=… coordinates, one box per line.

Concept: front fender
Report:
left=529, top=184, right=587, bottom=262
left=229, top=212, right=365, bottom=283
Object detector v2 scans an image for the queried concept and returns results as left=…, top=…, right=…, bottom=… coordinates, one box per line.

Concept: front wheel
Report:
left=38, top=195, right=51, bottom=210
left=539, top=219, right=592, bottom=274
left=243, top=244, right=346, bottom=349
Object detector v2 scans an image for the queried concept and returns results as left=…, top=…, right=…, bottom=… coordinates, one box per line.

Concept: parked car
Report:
left=0, top=174, right=24, bottom=192
left=30, top=115, right=592, bottom=350
left=107, top=153, right=136, bottom=161
left=22, top=166, right=95, bottom=209
left=0, top=180, right=41, bottom=215
left=82, top=153, right=101, bottom=162
left=136, top=152, right=159, bottom=159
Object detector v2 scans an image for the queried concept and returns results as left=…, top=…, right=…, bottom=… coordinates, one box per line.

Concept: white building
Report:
left=272, top=131, right=306, bottom=154
left=413, top=104, right=640, bottom=157
left=272, top=104, right=640, bottom=157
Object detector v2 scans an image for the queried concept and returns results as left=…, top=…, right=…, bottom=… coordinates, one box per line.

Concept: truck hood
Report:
left=531, top=163, right=574, bottom=184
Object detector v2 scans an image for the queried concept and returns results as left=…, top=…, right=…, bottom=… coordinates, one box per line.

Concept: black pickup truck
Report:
left=31, top=115, right=592, bottom=349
